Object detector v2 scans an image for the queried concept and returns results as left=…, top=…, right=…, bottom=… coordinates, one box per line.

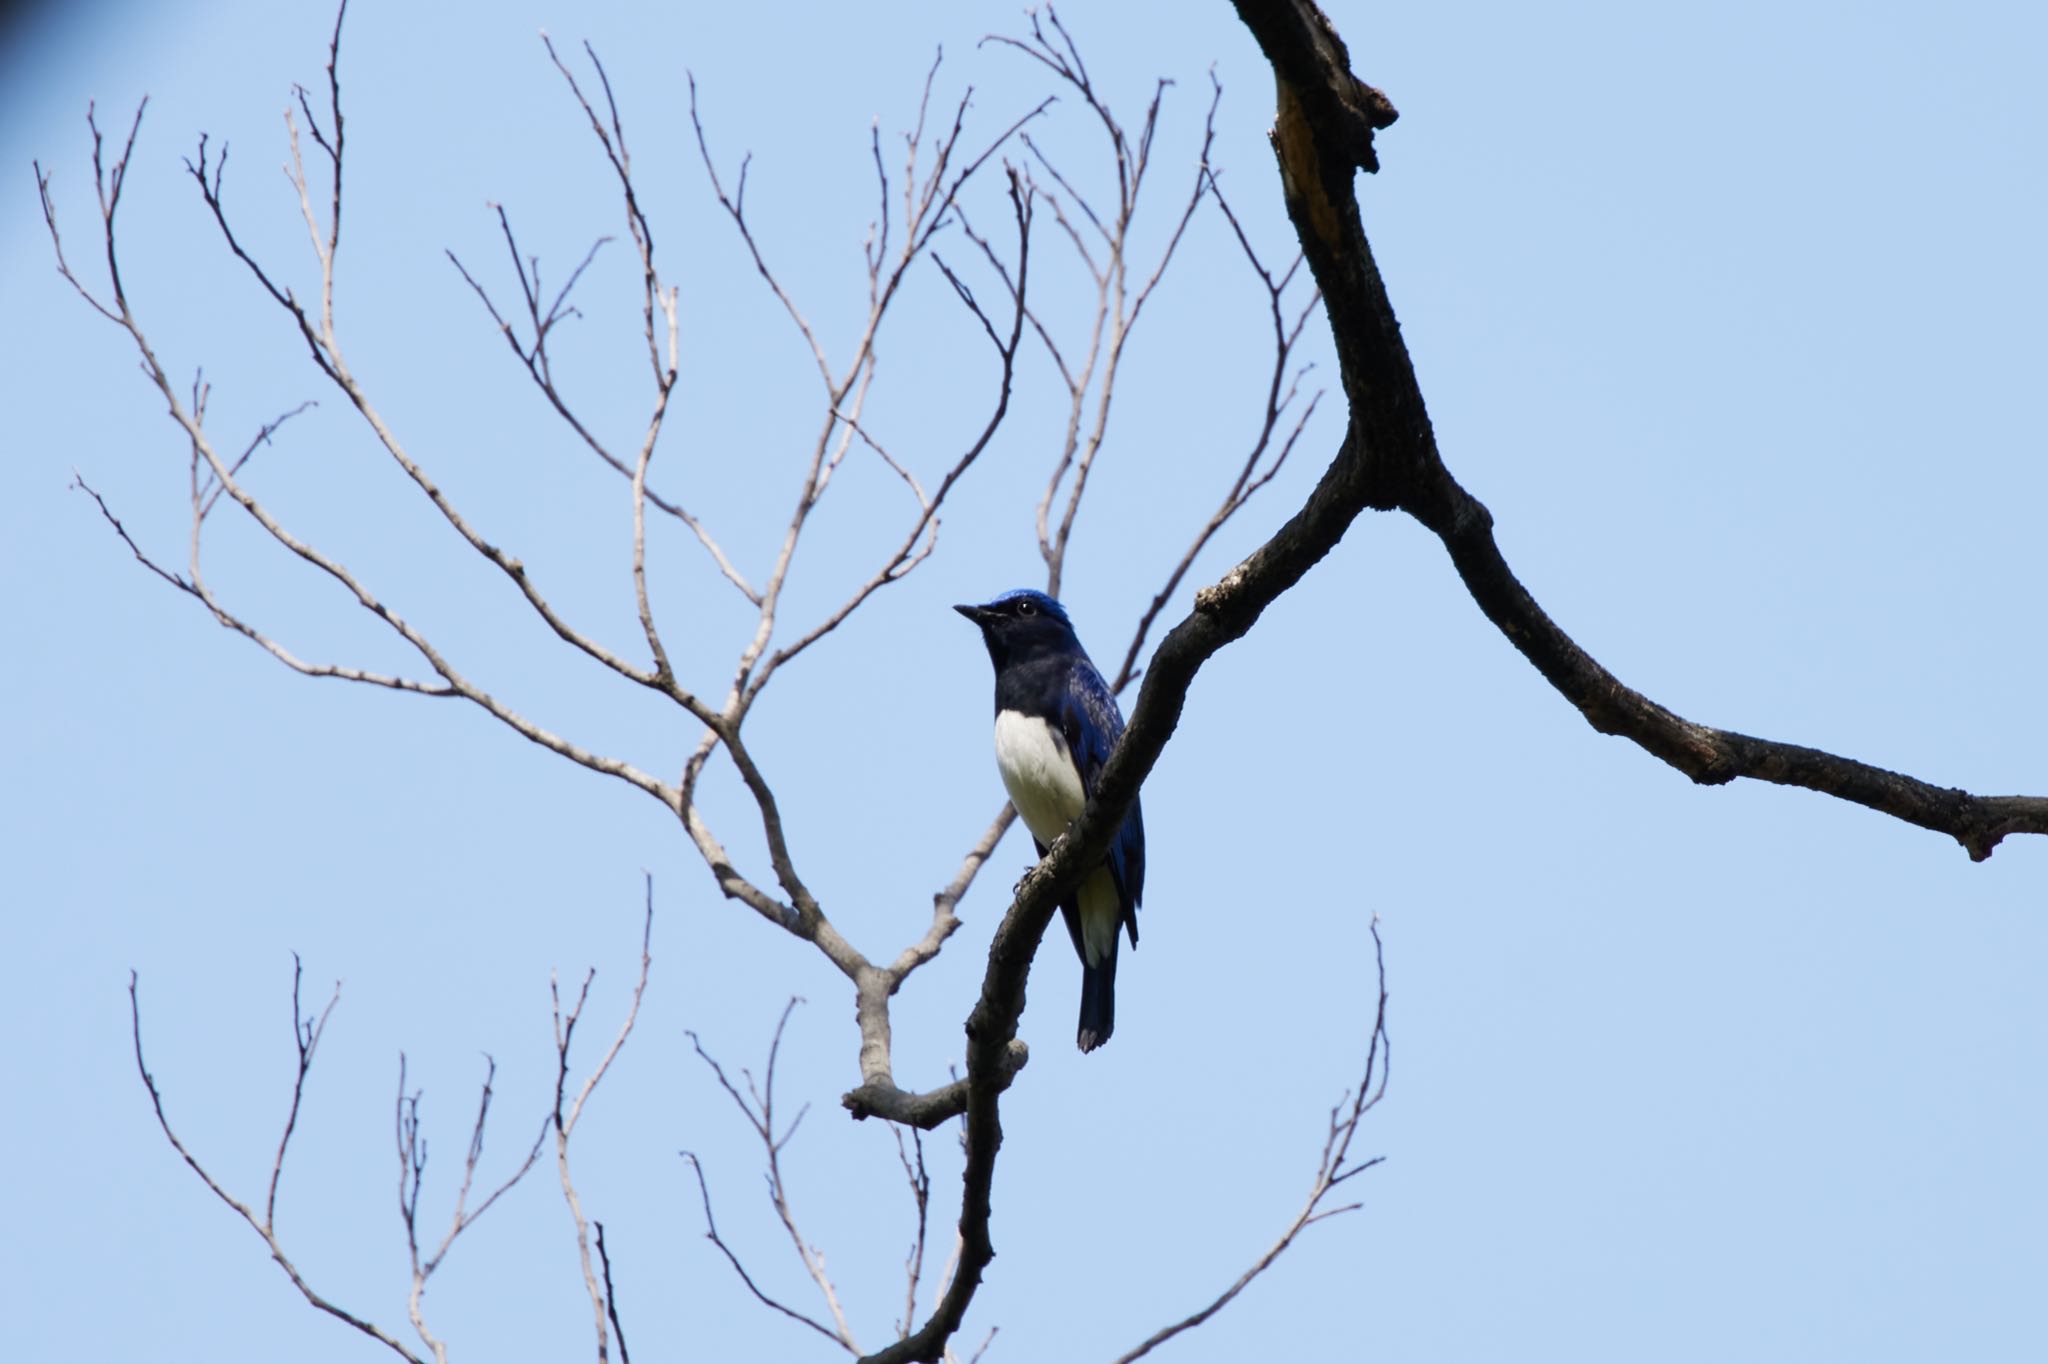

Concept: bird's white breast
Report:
left=993, top=709, right=1085, bottom=848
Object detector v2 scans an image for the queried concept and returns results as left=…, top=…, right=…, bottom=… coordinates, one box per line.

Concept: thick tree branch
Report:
left=1230, top=0, right=2048, bottom=861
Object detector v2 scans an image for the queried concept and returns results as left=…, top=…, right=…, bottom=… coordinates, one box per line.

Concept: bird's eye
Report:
left=1017, top=600, right=1036, bottom=615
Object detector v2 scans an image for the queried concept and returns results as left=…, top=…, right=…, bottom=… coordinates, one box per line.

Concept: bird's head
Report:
left=954, top=589, right=1079, bottom=667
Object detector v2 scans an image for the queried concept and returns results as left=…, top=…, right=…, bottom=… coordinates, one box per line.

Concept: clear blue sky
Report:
left=5, top=2, right=2045, bottom=1361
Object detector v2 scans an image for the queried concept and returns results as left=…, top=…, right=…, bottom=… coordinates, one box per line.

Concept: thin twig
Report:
left=682, top=1150, right=847, bottom=1348
left=1110, top=165, right=1322, bottom=693
left=1113, top=920, right=1390, bottom=1363
left=265, top=954, right=340, bottom=1229
left=129, top=971, right=425, bottom=1364
left=689, top=1000, right=861, bottom=1354
left=552, top=880, right=657, bottom=1364
left=988, top=9, right=1216, bottom=599
left=893, top=1126, right=932, bottom=1338
left=595, top=1222, right=633, bottom=1364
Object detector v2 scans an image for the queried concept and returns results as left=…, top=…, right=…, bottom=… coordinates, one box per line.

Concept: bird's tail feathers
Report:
left=1076, top=942, right=1118, bottom=1053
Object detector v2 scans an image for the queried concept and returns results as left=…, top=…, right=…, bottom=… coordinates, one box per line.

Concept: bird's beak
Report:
left=953, top=603, right=989, bottom=625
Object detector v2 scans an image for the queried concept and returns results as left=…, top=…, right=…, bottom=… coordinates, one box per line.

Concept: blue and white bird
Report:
left=955, top=590, right=1146, bottom=1052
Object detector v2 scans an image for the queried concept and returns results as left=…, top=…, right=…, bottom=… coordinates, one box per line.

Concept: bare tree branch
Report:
left=446, top=218, right=759, bottom=603
left=858, top=22, right=1403, bottom=1351
left=686, top=70, right=1047, bottom=721
left=45, top=92, right=694, bottom=817
left=689, top=1000, right=861, bottom=1354
left=986, top=6, right=1219, bottom=599
left=58, top=14, right=1378, bottom=1361
left=858, top=280, right=1372, bottom=1363
left=57, top=5, right=2047, bottom=1363
left=129, top=971, right=426, bottom=1364
left=595, top=1222, right=633, bottom=1364
left=1227, top=0, right=2048, bottom=860
left=744, top=172, right=1037, bottom=707
left=842, top=31, right=1272, bottom=1152
left=196, top=398, right=318, bottom=521
left=682, top=1149, right=848, bottom=1348
left=1110, top=162, right=1321, bottom=694
left=892, top=1126, right=933, bottom=1339
left=265, top=954, right=337, bottom=1228
left=46, top=4, right=1088, bottom=1168
left=551, top=882, right=657, bottom=1364
left=1114, top=920, right=1390, bottom=1362
left=392, top=1051, right=552, bottom=1363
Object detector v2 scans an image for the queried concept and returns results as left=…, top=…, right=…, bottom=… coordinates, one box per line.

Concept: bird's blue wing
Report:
left=1061, top=660, right=1145, bottom=942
